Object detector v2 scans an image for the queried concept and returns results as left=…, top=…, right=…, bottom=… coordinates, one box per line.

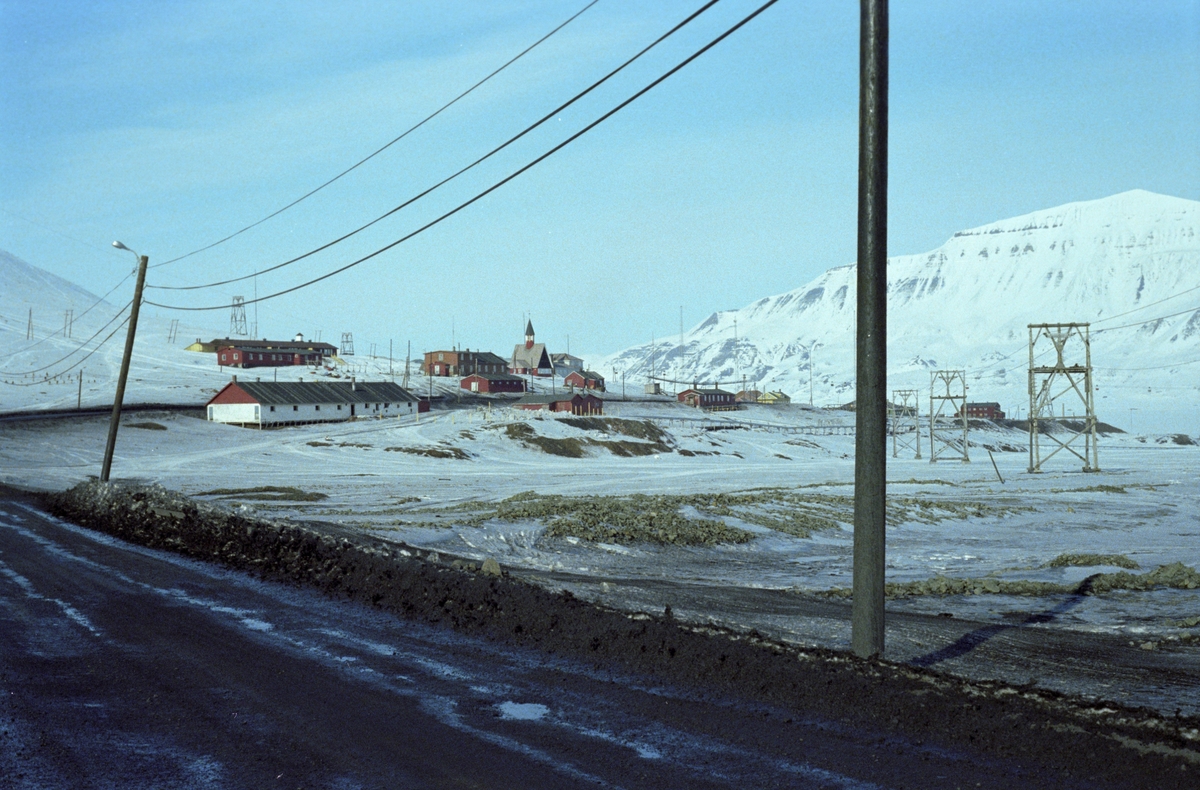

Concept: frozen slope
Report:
left=602, top=191, right=1200, bottom=432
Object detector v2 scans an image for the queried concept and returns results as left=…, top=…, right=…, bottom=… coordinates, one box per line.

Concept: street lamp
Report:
left=100, top=241, right=150, bottom=482
left=807, top=340, right=822, bottom=407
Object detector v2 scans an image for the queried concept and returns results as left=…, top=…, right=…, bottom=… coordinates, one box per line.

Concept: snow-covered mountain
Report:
left=600, top=190, right=1200, bottom=432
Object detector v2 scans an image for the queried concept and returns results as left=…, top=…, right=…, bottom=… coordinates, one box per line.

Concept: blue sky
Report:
left=2, top=0, right=1198, bottom=362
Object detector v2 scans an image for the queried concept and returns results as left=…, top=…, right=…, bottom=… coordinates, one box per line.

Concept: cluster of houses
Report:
left=199, top=321, right=801, bottom=428
left=423, top=321, right=608, bottom=396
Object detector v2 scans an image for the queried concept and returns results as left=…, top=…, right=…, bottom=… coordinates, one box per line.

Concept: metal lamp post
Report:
left=101, top=241, right=150, bottom=482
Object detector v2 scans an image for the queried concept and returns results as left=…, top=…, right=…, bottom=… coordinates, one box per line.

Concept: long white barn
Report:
left=206, top=378, right=420, bottom=427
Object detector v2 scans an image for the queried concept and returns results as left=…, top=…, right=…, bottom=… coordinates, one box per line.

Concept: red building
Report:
left=677, top=388, right=739, bottom=411
left=460, top=373, right=526, bottom=394
left=563, top=370, right=605, bottom=392
left=514, top=393, right=603, bottom=415
left=423, top=349, right=507, bottom=377
left=960, top=402, right=1006, bottom=420
left=216, top=337, right=337, bottom=369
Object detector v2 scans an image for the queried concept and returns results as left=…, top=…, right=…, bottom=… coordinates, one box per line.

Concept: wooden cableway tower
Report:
left=1027, top=322, right=1099, bottom=473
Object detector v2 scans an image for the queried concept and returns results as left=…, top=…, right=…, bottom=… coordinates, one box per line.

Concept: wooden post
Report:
left=101, top=255, right=148, bottom=482
left=852, top=0, right=888, bottom=659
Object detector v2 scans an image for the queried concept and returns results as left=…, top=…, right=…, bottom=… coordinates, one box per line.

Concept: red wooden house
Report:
left=563, top=370, right=605, bottom=392
left=513, top=392, right=603, bottom=415
left=677, top=387, right=739, bottom=411
left=959, top=402, right=1006, bottom=420
left=460, top=373, right=526, bottom=394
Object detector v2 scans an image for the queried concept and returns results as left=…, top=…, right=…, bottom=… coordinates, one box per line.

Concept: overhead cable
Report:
left=1, top=301, right=132, bottom=376
left=1091, top=283, right=1200, bottom=324
left=149, top=0, right=722, bottom=292
left=0, top=270, right=134, bottom=360
left=1093, top=305, right=1200, bottom=333
left=149, top=0, right=602, bottom=270
left=145, top=0, right=781, bottom=312
left=1, top=314, right=131, bottom=386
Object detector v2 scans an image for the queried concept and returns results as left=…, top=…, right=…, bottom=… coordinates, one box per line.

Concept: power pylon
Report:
left=929, top=370, right=969, bottom=463
left=27, top=308, right=33, bottom=340
left=167, top=319, right=179, bottom=344
left=890, top=388, right=921, bottom=458
left=64, top=309, right=73, bottom=339
left=230, top=296, right=248, bottom=336
left=341, top=332, right=355, bottom=356
left=1027, top=323, right=1099, bottom=473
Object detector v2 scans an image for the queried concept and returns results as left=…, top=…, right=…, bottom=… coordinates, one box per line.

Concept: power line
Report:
left=1091, top=283, right=1200, bottom=325
left=145, top=0, right=781, bottom=313
left=2, top=314, right=131, bottom=385
left=1098, top=357, right=1200, bottom=372
left=1093, top=305, right=1199, bottom=333
left=148, top=0, right=722, bottom=293
left=1, top=301, right=132, bottom=377
left=0, top=270, right=134, bottom=360
left=149, top=0, right=602, bottom=271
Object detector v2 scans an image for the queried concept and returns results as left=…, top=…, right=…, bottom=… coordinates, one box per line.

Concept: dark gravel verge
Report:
left=44, top=480, right=1199, bottom=789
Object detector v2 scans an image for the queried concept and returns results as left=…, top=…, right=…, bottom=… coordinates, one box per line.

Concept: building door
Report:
left=350, top=404, right=356, bottom=418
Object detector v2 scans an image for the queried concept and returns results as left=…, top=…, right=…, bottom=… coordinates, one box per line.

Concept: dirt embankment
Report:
left=45, top=481, right=1199, bottom=789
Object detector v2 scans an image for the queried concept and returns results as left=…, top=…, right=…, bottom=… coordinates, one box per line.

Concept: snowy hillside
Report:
left=601, top=190, right=1200, bottom=432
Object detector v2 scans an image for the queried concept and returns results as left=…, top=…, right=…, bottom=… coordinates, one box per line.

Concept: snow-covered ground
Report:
left=3, top=398, right=1196, bottom=648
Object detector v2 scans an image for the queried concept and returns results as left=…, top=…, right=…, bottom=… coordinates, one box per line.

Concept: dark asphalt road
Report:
left=0, top=495, right=1161, bottom=789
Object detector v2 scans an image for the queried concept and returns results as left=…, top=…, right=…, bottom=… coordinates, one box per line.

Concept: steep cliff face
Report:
left=602, top=191, right=1200, bottom=429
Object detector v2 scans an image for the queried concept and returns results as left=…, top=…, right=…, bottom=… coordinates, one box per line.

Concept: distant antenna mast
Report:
left=341, top=332, right=355, bottom=356
left=27, top=308, right=33, bottom=340
left=230, top=296, right=248, bottom=336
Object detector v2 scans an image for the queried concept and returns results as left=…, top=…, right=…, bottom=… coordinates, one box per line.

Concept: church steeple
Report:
left=524, top=320, right=535, bottom=349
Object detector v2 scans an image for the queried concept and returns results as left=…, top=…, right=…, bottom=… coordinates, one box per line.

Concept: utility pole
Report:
left=26, top=308, right=33, bottom=340
left=101, top=244, right=149, bottom=482
left=78, top=370, right=83, bottom=410
left=852, top=0, right=888, bottom=660
left=390, top=339, right=394, bottom=382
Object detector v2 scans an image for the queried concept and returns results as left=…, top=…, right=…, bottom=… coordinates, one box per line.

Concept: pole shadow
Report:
left=909, top=576, right=1097, bottom=668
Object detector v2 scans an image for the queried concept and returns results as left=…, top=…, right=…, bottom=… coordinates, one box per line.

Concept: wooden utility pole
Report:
left=77, top=370, right=83, bottom=410
left=852, top=0, right=889, bottom=659
left=101, top=251, right=149, bottom=482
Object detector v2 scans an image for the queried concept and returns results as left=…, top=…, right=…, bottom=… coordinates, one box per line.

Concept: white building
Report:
left=205, top=378, right=419, bottom=428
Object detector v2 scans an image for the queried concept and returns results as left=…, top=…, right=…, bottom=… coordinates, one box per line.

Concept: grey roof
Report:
left=463, top=373, right=524, bottom=382
left=473, top=351, right=508, bottom=365
left=215, top=380, right=419, bottom=406
left=685, top=388, right=734, bottom=396
left=211, top=337, right=338, bottom=352
left=569, top=369, right=604, bottom=380
left=511, top=342, right=551, bottom=369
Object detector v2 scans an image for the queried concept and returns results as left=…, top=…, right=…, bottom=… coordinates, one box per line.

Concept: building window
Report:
left=220, top=353, right=227, bottom=361
left=293, top=405, right=298, bottom=411
left=337, top=404, right=342, bottom=410
left=270, top=406, right=275, bottom=412
left=438, top=353, right=444, bottom=361
left=384, top=403, right=389, bottom=408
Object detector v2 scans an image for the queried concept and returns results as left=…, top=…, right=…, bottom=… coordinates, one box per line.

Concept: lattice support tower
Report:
left=64, top=309, right=73, bottom=339
left=229, top=296, right=248, bottom=336
left=929, top=370, right=969, bottom=463
left=889, top=388, right=921, bottom=459
left=1027, top=323, right=1099, bottom=473
left=341, top=332, right=355, bottom=356
left=167, top=319, right=179, bottom=344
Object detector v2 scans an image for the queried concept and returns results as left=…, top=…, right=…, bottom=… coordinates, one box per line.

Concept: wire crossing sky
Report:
left=3, top=0, right=1198, bottom=361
